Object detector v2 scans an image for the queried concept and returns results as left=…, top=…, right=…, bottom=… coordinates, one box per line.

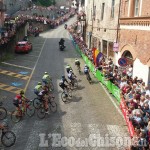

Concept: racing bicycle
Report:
left=33, top=95, right=57, bottom=119
left=61, top=86, right=72, bottom=102
left=11, top=100, right=35, bottom=123
left=0, top=120, right=16, bottom=147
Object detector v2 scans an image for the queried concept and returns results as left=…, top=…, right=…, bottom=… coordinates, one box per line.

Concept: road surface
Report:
left=0, top=17, right=129, bottom=150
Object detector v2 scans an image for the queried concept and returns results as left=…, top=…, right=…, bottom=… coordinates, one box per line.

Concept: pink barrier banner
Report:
left=120, top=99, right=135, bottom=137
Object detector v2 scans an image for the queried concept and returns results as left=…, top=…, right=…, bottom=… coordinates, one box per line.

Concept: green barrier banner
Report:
left=95, top=71, right=102, bottom=82
left=112, top=84, right=121, bottom=102
left=78, top=47, right=82, bottom=55
left=71, top=40, right=121, bottom=103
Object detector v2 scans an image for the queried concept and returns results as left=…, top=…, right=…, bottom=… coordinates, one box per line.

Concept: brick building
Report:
left=117, top=0, right=150, bottom=85
left=84, top=0, right=120, bottom=61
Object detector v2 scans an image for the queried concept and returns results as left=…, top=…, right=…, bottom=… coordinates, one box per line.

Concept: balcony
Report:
left=119, top=17, right=150, bottom=26
left=0, top=2, right=6, bottom=12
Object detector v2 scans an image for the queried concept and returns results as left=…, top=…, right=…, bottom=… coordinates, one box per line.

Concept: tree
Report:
left=38, top=0, right=55, bottom=7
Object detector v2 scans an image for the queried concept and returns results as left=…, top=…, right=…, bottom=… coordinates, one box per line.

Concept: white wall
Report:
left=133, top=58, right=150, bottom=85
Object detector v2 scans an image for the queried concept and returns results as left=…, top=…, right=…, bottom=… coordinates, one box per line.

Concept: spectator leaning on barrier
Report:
left=68, top=19, right=150, bottom=149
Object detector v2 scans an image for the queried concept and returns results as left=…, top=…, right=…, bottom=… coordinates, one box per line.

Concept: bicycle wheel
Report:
left=73, top=78, right=78, bottom=88
left=68, top=89, right=72, bottom=98
left=37, top=107, right=46, bottom=119
left=0, top=107, right=7, bottom=120
left=68, top=83, right=74, bottom=90
left=26, top=104, right=35, bottom=117
left=49, top=82, right=54, bottom=91
left=1, top=131, right=16, bottom=147
left=33, top=98, right=41, bottom=109
left=11, top=111, right=21, bottom=123
left=50, top=101, right=57, bottom=113
left=61, top=92, right=67, bottom=102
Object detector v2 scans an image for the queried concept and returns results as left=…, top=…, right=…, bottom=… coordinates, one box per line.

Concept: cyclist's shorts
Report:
left=84, top=70, right=88, bottom=74
left=75, top=61, right=80, bottom=66
left=34, top=89, right=39, bottom=95
left=13, top=102, right=19, bottom=108
left=42, top=79, right=48, bottom=84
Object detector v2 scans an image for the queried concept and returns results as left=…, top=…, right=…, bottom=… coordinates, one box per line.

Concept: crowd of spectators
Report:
left=0, top=6, right=75, bottom=47
left=68, top=18, right=150, bottom=150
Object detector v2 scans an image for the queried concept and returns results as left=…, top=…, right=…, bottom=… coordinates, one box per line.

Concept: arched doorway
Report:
left=122, top=50, right=134, bottom=65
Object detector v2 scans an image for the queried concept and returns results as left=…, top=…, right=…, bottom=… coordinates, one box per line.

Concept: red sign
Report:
left=118, top=58, right=128, bottom=67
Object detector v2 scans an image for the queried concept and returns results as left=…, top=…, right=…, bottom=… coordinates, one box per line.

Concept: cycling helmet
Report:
left=62, top=75, right=65, bottom=78
left=84, top=64, right=87, bottom=67
left=20, top=90, right=24, bottom=95
left=38, top=82, right=42, bottom=85
left=45, top=72, right=48, bottom=74
left=69, top=70, right=73, bottom=73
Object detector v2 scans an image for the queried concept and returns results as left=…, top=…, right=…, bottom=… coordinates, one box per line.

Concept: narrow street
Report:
left=0, top=17, right=129, bottom=150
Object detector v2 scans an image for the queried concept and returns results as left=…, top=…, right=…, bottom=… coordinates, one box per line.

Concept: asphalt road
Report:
left=0, top=17, right=129, bottom=150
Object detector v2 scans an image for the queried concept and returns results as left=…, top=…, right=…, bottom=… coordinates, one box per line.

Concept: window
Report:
left=111, top=0, right=115, bottom=18
left=93, top=6, right=96, bottom=18
left=101, top=3, right=105, bottom=20
left=102, top=40, right=107, bottom=56
left=134, top=0, right=139, bottom=16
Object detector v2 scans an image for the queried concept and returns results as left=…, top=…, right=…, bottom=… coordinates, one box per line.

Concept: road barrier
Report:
left=70, top=35, right=121, bottom=103
left=70, top=34, right=135, bottom=137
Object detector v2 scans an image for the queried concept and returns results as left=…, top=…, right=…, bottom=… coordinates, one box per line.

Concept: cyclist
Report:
left=34, top=82, right=49, bottom=113
left=75, top=58, right=81, bottom=71
left=84, top=64, right=91, bottom=82
left=66, top=64, right=72, bottom=73
left=42, top=72, right=52, bottom=91
left=38, top=89, right=49, bottom=114
left=68, top=70, right=76, bottom=86
left=59, top=75, right=69, bottom=91
left=84, top=64, right=89, bottom=75
left=59, top=38, right=65, bottom=46
left=64, top=24, right=67, bottom=29
left=20, top=90, right=28, bottom=113
left=13, top=94, right=22, bottom=116
left=34, top=82, right=43, bottom=96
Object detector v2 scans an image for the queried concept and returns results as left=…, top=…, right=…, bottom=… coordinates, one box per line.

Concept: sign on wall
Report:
left=113, top=42, right=119, bottom=52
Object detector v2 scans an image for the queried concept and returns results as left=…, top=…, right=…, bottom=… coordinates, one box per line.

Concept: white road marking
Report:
left=1, top=62, right=33, bottom=70
left=100, top=83, right=124, bottom=119
left=24, top=38, right=47, bottom=91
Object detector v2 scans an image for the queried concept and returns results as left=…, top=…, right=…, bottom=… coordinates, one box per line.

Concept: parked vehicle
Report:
left=15, top=41, right=32, bottom=53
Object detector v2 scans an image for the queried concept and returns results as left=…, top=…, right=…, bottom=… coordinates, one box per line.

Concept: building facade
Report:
left=83, top=0, right=150, bottom=85
left=84, top=0, right=120, bottom=62
left=118, top=0, right=150, bottom=85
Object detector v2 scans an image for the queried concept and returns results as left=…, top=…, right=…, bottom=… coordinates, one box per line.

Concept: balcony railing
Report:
left=119, top=17, right=150, bottom=26
left=0, top=2, right=6, bottom=12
